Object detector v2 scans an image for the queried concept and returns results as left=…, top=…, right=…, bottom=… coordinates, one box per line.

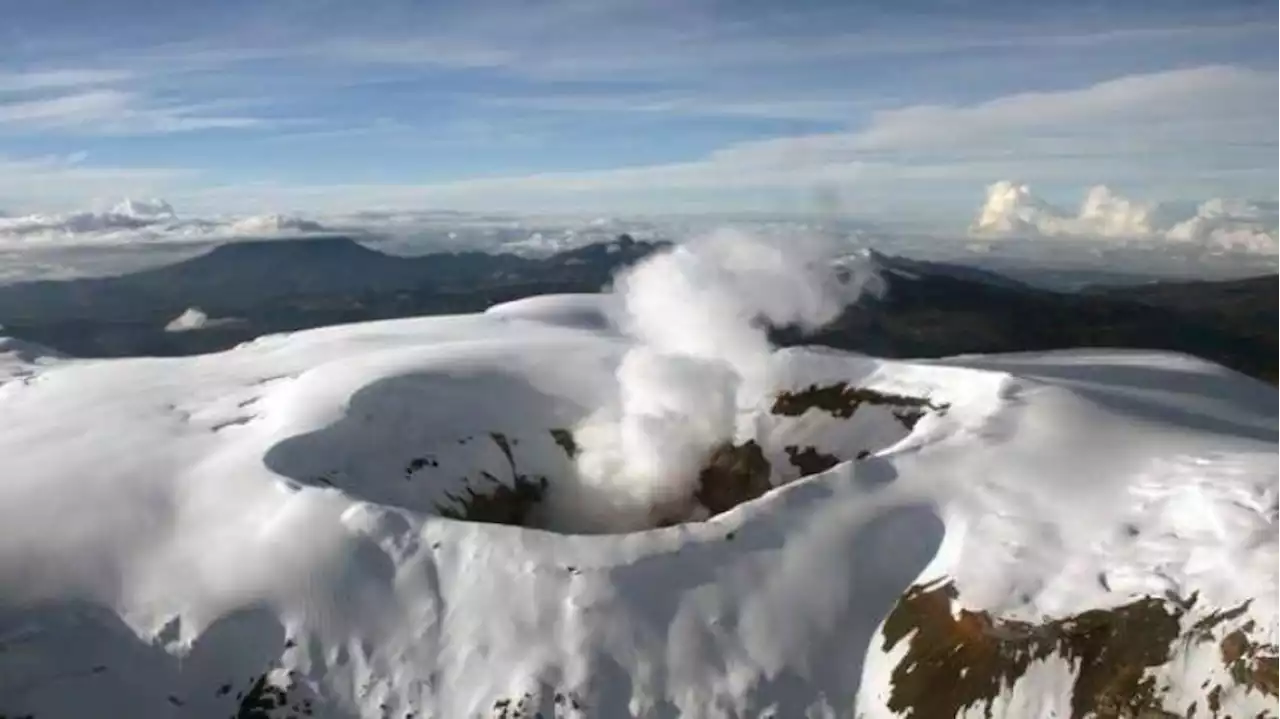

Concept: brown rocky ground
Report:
left=879, top=579, right=1278, bottom=719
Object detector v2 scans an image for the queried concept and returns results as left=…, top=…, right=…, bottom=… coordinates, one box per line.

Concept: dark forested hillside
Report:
left=1, top=236, right=1274, bottom=382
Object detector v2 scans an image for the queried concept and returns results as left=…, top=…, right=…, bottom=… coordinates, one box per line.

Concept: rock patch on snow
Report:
left=770, top=382, right=947, bottom=429
left=0, top=303, right=1272, bottom=717
left=878, top=578, right=1278, bottom=718
left=246, top=321, right=949, bottom=538
left=268, top=378, right=945, bottom=536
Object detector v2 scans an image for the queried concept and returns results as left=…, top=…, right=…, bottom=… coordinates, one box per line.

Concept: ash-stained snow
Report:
left=0, top=293, right=1275, bottom=717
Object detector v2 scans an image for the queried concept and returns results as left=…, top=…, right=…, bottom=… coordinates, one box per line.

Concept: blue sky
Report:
left=0, top=0, right=1275, bottom=222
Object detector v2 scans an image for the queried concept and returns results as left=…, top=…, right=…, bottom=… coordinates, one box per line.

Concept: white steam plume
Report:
left=555, top=227, right=879, bottom=533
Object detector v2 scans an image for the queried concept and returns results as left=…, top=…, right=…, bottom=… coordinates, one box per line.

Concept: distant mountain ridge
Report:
left=123, top=236, right=501, bottom=304
left=0, top=235, right=667, bottom=357
left=0, top=234, right=661, bottom=324
left=0, top=235, right=1274, bottom=382
left=785, top=264, right=1277, bottom=382
left=858, top=249, right=1033, bottom=290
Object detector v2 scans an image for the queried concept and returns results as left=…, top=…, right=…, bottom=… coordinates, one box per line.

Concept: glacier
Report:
left=0, top=295, right=1274, bottom=717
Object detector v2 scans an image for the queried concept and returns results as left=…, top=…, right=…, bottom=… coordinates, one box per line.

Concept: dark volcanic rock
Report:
left=771, top=383, right=942, bottom=423
left=695, top=441, right=773, bottom=516
left=784, top=445, right=842, bottom=477
left=881, top=579, right=1279, bottom=718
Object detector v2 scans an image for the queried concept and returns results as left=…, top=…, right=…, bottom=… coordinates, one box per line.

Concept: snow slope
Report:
left=0, top=295, right=1275, bottom=717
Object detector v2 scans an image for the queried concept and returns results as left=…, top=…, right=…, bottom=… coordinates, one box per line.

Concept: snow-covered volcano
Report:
left=0, top=247, right=1275, bottom=717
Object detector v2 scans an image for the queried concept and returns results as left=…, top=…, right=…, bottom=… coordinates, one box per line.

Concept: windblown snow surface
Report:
left=0, top=232, right=1276, bottom=718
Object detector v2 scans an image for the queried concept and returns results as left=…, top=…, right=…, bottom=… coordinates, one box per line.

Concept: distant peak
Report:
left=206, top=236, right=371, bottom=254
left=850, top=248, right=1030, bottom=290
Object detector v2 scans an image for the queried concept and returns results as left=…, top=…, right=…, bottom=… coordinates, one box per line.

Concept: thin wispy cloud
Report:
left=0, top=69, right=134, bottom=93
left=0, top=90, right=269, bottom=135
left=157, top=65, right=1274, bottom=218
left=475, top=91, right=889, bottom=122
left=0, top=0, right=1273, bottom=222
left=308, top=7, right=1273, bottom=81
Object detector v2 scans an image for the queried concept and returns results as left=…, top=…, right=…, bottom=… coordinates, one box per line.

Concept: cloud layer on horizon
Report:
left=6, top=179, right=1278, bottom=256
left=0, top=197, right=336, bottom=249
left=0, top=193, right=1275, bottom=291
left=971, top=180, right=1278, bottom=253
left=0, top=198, right=668, bottom=254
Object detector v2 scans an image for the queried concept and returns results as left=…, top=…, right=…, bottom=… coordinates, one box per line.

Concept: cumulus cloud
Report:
left=970, top=181, right=1064, bottom=235
left=1076, top=186, right=1155, bottom=238
left=0, top=200, right=331, bottom=245
left=971, top=181, right=1155, bottom=237
left=227, top=214, right=326, bottom=235
left=111, top=198, right=176, bottom=221
left=1166, top=199, right=1280, bottom=254
left=0, top=197, right=179, bottom=236
left=970, top=181, right=1277, bottom=254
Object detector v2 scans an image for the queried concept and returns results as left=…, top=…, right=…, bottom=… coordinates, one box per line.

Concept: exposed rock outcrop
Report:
left=879, top=579, right=1279, bottom=718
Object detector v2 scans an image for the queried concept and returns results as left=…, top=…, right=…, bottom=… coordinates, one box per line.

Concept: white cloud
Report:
left=156, top=65, right=1274, bottom=220
left=853, top=65, right=1268, bottom=150
left=0, top=90, right=265, bottom=134
left=0, top=197, right=179, bottom=237
left=0, top=58, right=1272, bottom=225
left=0, top=197, right=340, bottom=248
left=227, top=214, right=326, bottom=235
left=971, top=182, right=1156, bottom=237
left=4, top=3, right=1248, bottom=161
left=969, top=180, right=1278, bottom=254
left=0, top=91, right=125, bottom=123
left=1167, top=199, right=1280, bottom=254
left=0, top=69, right=133, bottom=93
left=1075, top=186, right=1155, bottom=238
left=973, top=182, right=1143, bottom=235
left=0, top=203, right=688, bottom=283
left=315, top=4, right=1272, bottom=84
left=112, top=198, right=176, bottom=221
left=970, top=181, right=1066, bottom=235
left=695, top=65, right=1274, bottom=170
